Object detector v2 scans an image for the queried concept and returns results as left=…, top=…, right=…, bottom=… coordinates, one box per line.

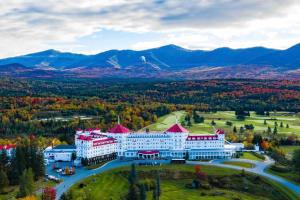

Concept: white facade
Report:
left=43, top=145, right=76, bottom=162
left=74, top=124, right=236, bottom=161
left=75, top=128, right=117, bottom=159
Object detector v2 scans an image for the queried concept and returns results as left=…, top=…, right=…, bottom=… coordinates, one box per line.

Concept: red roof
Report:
left=138, top=150, right=159, bottom=155
left=108, top=124, right=130, bottom=134
left=77, top=135, right=92, bottom=141
left=166, top=124, right=188, bottom=133
left=0, top=144, right=16, bottom=150
left=215, top=129, right=225, bottom=134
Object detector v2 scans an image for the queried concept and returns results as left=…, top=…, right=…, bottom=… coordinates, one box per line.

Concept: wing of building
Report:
left=73, top=123, right=236, bottom=164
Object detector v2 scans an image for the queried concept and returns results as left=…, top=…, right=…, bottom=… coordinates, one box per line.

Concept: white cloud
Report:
left=0, top=0, right=299, bottom=57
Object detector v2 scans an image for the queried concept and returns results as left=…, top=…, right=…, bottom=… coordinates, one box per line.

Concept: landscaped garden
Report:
left=65, top=164, right=298, bottom=200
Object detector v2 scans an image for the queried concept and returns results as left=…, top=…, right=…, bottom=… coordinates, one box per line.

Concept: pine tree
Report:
left=273, top=126, right=278, bottom=136
left=280, top=122, right=283, bottom=128
left=0, top=149, right=8, bottom=169
left=18, top=168, right=35, bottom=197
left=286, top=124, right=289, bottom=128
left=139, top=184, right=147, bottom=200
left=0, top=168, right=9, bottom=193
left=233, top=126, right=237, bottom=133
left=264, top=120, right=267, bottom=125
left=156, top=171, right=161, bottom=197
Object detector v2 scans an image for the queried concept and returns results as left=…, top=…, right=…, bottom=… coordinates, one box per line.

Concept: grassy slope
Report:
left=67, top=165, right=298, bottom=200
left=222, top=161, right=255, bottom=168
left=142, top=111, right=300, bottom=136
left=241, top=152, right=264, bottom=161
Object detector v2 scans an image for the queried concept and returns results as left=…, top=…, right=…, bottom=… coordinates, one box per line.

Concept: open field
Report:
left=67, top=164, right=298, bottom=200
left=222, top=161, right=255, bottom=168
left=144, top=111, right=300, bottom=136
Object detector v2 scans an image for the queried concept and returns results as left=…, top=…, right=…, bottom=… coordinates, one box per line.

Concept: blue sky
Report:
left=0, top=0, right=300, bottom=58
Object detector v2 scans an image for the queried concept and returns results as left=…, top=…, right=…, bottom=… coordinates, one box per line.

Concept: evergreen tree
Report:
left=129, top=164, right=137, bottom=185
left=211, top=120, right=216, bottom=126
left=127, top=164, right=139, bottom=200
left=286, top=124, right=289, bottom=128
left=280, top=122, right=283, bottom=128
left=156, top=171, right=161, bottom=197
left=273, top=126, right=278, bottom=136
left=0, top=149, right=8, bottom=169
left=233, top=126, right=237, bottom=133
left=274, top=121, right=278, bottom=127
left=0, top=168, right=9, bottom=193
left=139, top=184, right=147, bottom=200
left=267, top=126, right=272, bottom=135
left=264, top=120, right=267, bottom=125
left=18, top=168, right=35, bottom=197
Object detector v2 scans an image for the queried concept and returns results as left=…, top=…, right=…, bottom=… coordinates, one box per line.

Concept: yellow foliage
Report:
left=21, top=195, right=38, bottom=200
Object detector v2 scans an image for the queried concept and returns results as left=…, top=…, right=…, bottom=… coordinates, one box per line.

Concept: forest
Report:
left=0, top=78, right=299, bottom=141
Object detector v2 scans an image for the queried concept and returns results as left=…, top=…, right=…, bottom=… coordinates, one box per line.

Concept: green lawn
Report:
left=222, top=161, right=255, bottom=168
left=141, top=111, right=187, bottom=131
left=67, top=164, right=298, bottom=200
left=240, top=152, right=265, bottom=161
left=142, top=111, right=300, bottom=136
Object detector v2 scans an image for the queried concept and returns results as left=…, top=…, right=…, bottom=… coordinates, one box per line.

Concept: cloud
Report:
left=0, top=0, right=299, bottom=57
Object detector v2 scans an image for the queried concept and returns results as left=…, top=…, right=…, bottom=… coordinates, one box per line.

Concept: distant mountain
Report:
left=0, top=43, right=300, bottom=79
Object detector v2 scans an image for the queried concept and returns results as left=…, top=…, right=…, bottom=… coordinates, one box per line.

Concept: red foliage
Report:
left=194, top=165, right=201, bottom=174
left=42, top=187, right=56, bottom=200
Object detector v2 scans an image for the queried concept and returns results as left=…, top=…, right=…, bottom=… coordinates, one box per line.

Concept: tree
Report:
left=233, top=126, right=237, bottom=133
left=293, top=150, right=300, bottom=172
left=280, top=122, right=283, bottom=128
left=155, top=171, right=161, bottom=198
left=0, top=168, right=9, bottom=193
left=267, top=126, right=272, bottom=135
left=127, top=164, right=139, bottom=200
left=211, top=120, right=216, bottom=126
left=139, top=184, right=146, bottom=200
left=42, top=187, right=56, bottom=200
left=0, top=149, right=8, bottom=169
left=71, top=152, right=77, bottom=162
left=18, top=168, right=35, bottom=198
left=261, top=140, right=270, bottom=151
left=273, top=126, right=278, bottom=136
left=264, top=120, right=267, bottom=125
left=286, top=124, right=289, bottom=128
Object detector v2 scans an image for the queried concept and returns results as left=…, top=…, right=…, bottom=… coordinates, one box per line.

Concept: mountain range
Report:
left=1, top=43, right=300, bottom=79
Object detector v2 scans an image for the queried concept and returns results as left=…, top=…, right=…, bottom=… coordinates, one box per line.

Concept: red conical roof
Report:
left=108, top=124, right=130, bottom=134
left=166, top=124, right=188, bottom=133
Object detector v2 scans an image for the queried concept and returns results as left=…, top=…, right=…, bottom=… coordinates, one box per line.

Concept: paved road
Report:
left=51, top=157, right=300, bottom=199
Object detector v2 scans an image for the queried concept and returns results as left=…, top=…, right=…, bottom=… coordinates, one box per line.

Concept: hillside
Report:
left=1, top=44, right=300, bottom=79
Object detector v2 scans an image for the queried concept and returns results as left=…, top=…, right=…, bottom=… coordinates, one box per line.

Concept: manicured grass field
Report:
left=222, top=161, right=255, bottom=168
left=144, top=111, right=300, bottom=136
left=141, top=111, right=187, bottom=131
left=67, top=164, right=298, bottom=200
left=240, top=152, right=265, bottom=161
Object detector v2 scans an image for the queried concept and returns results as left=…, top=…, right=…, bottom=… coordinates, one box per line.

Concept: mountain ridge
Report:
left=0, top=43, right=300, bottom=79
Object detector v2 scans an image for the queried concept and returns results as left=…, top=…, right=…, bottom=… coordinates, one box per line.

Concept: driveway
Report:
left=52, top=157, right=300, bottom=199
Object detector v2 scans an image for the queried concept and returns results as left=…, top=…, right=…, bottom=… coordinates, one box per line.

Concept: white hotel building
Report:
left=74, top=123, right=236, bottom=163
